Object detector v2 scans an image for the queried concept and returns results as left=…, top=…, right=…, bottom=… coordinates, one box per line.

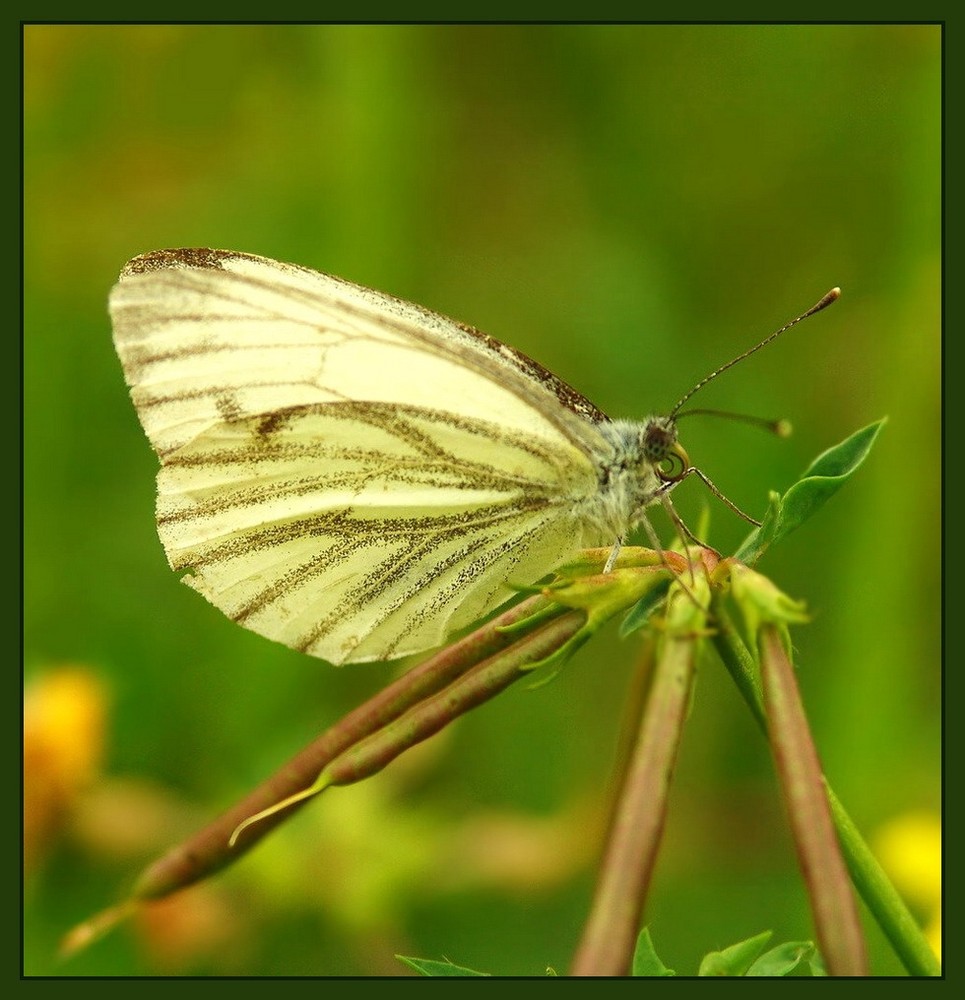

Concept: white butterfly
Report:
left=112, top=249, right=826, bottom=665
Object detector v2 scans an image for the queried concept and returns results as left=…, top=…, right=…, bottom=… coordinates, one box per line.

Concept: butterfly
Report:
left=110, top=249, right=837, bottom=665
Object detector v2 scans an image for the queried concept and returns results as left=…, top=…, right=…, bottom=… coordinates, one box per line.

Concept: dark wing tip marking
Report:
left=453, top=320, right=610, bottom=426
left=117, top=249, right=611, bottom=430
left=120, top=248, right=244, bottom=278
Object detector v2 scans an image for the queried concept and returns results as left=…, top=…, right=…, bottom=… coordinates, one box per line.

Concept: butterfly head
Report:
left=642, top=416, right=690, bottom=485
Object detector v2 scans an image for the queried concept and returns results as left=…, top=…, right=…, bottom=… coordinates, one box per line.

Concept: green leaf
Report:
left=734, top=419, right=886, bottom=564
left=631, top=927, right=676, bottom=977
left=808, top=950, right=829, bottom=977
left=746, top=940, right=819, bottom=977
left=620, top=577, right=670, bottom=637
left=395, top=955, right=490, bottom=977
left=698, top=930, right=773, bottom=976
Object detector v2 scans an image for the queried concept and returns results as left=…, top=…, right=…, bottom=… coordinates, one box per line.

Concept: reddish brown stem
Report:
left=324, top=611, right=584, bottom=787
left=760, top=624, right=869, bottom=976
left=132, top=595, right=555, bottom=901
left=570, top=622, right=698, bottom=976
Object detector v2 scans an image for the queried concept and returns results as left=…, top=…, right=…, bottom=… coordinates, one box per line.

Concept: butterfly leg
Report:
left=660, top=493, right=722, bottom=560
left=603, top=536, right=625, bottom=574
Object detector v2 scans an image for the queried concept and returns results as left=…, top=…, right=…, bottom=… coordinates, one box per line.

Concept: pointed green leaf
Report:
left=698, top=930, right=773, bottom=976
left=620, top=577, right=671, bottom=637
left=631, top=927, right=676, bottom=977
left=746, top=940, right=817, bottom=976
left=396, top=955, right=490, bottom=977
left=734, top=419, right=886, bottom=563
left=808, top=950, right=829, bottom=977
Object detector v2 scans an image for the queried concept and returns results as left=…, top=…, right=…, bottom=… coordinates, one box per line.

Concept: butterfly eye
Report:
left=657, top=442, right=690, bottom=483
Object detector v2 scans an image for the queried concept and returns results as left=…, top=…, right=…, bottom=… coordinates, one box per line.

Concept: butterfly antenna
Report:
left=673, top=409, right=793, bottom=438
left=668, top=288, right=840, bottom=420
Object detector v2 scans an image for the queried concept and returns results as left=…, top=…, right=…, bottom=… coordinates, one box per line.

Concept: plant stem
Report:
left=760, top=624, right=868, bottom=976
left=60, top=597, right=588, bottom=959
left=825, top=785, right=941, bottom=977
left=322, top=611, right=584, bottom=788
left=570, top=594, right=701, bottom=976
left=711, top=603, right=940, bottom=977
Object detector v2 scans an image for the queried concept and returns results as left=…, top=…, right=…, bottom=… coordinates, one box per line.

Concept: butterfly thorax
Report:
left=578, top=417, right=680, bottom=542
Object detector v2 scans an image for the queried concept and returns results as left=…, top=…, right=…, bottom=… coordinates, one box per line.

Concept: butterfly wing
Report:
left=110, top=249, right=616, bottom=663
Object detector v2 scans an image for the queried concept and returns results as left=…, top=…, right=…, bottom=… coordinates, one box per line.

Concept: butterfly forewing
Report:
left=110, top=249, right=616, bottom=663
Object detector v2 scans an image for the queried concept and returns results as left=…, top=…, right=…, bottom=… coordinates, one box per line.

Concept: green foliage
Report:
left=396, top=956, right=490, bottom=977
left=398, top=928, right=826, bottom=977
left=735, top=420, right=887, bottom=564
left=698, top=929, right=774, bottom=976
left=631, top=928, right=676, bottom=977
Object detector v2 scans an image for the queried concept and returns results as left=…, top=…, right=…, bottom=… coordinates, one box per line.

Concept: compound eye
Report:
left=656, top=442, right=690, bottom=483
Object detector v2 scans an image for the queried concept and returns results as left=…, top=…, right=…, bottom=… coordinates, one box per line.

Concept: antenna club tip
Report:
left=775, top=418, right=793, bottom=438
left=810, top=287, right=841, bottom=315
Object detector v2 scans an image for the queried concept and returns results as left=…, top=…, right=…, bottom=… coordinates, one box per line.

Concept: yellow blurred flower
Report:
left=23, top=666, right=109, bottom=873
left=873, top=811, right=941, bottom=962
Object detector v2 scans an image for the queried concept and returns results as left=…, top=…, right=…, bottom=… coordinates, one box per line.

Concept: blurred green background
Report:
left=24, top=25, right=939, bottom=977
